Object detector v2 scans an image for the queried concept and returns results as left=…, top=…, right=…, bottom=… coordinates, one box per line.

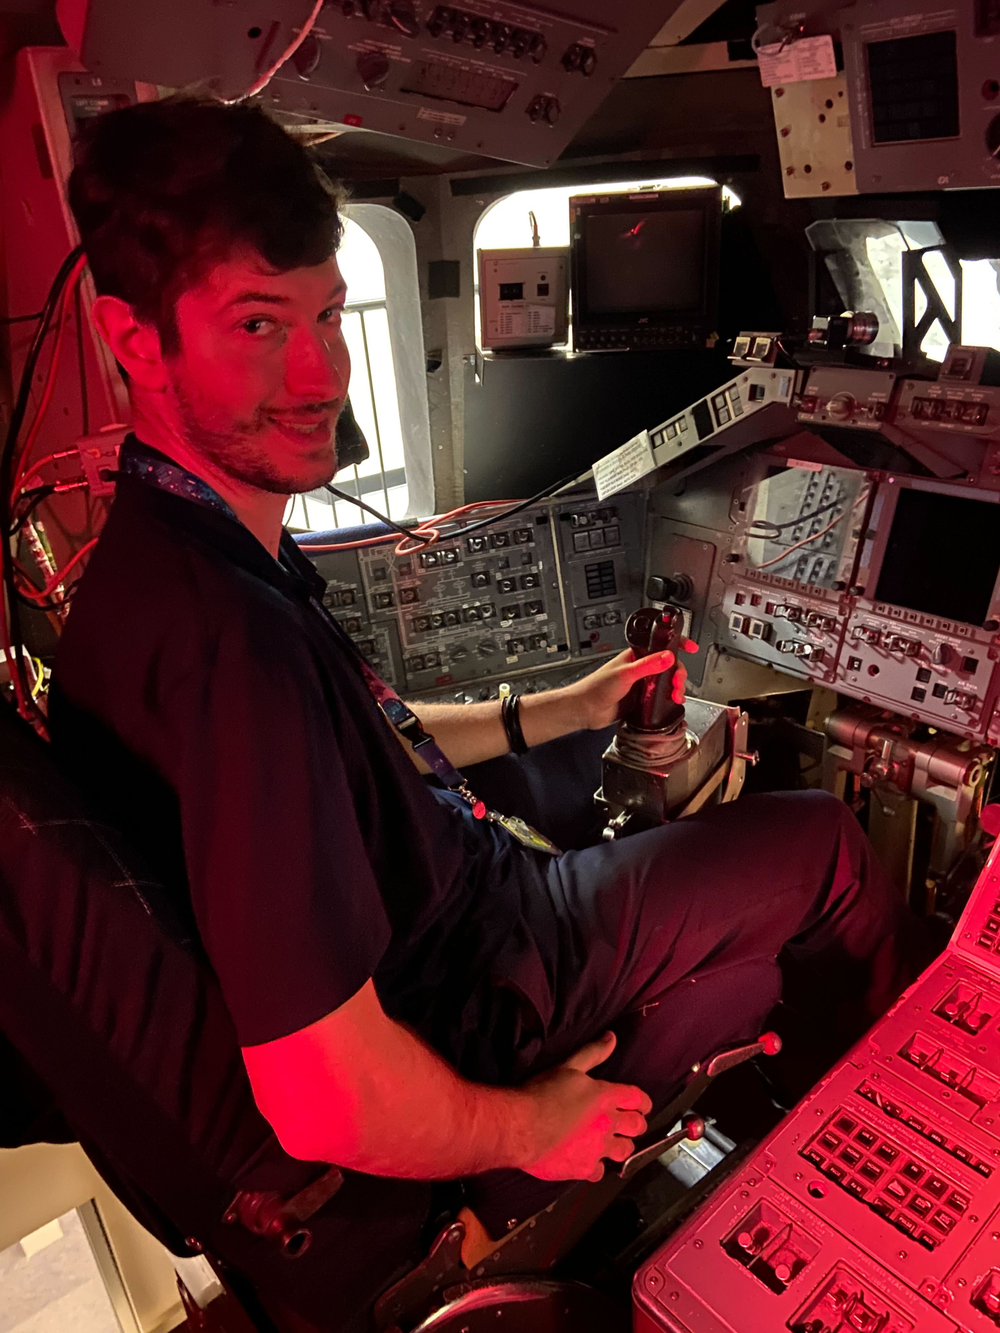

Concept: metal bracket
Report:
left=222, top=1165, right=343, bottom=1258
left=901, top=245, right=962, bottom=360
left=618, top=1113, right=706, bottom=1182
left=374, top=1221, right=466, bottom=1331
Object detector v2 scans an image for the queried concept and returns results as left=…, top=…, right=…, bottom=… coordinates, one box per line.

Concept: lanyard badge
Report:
left=347, top=631, right=561, bottom=855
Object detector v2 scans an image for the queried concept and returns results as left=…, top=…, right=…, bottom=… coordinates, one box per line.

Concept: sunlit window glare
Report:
left=285, top=216, right=408, bottom=532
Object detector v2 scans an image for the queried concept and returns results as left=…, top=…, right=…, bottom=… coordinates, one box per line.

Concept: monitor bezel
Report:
left=569, top=186, right=722, bottom=339
left=854, top=476, right=1000, bottom=631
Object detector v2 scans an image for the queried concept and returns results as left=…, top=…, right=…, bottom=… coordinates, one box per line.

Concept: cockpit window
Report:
left=286, top=207, right=429, bottom=532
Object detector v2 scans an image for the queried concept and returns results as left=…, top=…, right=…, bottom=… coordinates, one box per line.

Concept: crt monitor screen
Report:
left=581, top=209, right=707, bottom=316
left=874, top=487, right=1000, bottom=626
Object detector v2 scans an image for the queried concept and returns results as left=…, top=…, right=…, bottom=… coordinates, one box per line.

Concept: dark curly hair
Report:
left=68, top=97, right=344, bottom=352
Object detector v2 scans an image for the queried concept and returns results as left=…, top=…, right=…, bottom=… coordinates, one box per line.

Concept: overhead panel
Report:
left=76, top=0, right=689, bottom=167
left=758, top=0, right=1000, bottom=196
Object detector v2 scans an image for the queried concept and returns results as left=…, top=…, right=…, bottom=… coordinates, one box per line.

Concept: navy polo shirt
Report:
left=50, top=461, right=551, bottom=1048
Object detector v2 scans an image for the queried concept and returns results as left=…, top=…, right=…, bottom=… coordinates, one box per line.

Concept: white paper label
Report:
left=758, top=34, right=837, bottom=87
left=593, top=430, right=655, bottom=501
left=417, top=106, right=466, bottom=126
left=493, top=304, right=556, bottom=340
left=525, top=305, right=556, bottom=335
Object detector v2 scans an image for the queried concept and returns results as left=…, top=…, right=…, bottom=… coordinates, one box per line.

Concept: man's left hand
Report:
left=563, top=639, right=699, bottom=732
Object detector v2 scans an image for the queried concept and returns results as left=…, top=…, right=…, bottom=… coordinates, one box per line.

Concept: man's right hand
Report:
left=518, top=1032, right=652, bottom=1183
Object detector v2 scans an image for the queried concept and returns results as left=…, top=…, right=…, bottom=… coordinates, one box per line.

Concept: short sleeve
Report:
left=164, top=599, right=392, bottom=1046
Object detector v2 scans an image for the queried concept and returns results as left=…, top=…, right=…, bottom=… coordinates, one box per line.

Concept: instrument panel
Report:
left=636, top=347, right=1000, bottom=748
left=303, top=490, right=645, bottom=701
left=77, top=0, right=673, bottom=168
left=635, top=844, right=1000, bottom=1333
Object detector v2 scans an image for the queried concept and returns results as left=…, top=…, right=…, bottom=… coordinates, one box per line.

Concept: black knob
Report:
left=544, top=97, right=561, bottom=125
left=529, top=33, right=547, bottom=62
left=562, top=43, right=581, bottom=71
left=427, top=5, right=449, bottom=36
left=292, top=33, right=322, bottom=79
left=511, top=27, right=531, bottom=57
left=646, top=573, right=692, bottom=603
left=580, top=46, right=597, bottom=75
left=623, top=606, right=686, bottom=732
left=356, top=49, right=390, bottom=87
left=492, top=23, right=512, bottom=52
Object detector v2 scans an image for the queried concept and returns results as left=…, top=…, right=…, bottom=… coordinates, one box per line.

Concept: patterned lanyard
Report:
left=125, top=442, right=560, bottom=853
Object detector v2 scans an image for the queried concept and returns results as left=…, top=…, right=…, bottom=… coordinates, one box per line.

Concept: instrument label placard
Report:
left=594, top=430, right=654, bottom=500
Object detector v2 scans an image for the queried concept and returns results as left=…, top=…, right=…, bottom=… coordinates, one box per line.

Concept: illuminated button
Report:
left=678, top=417, right=688, bottom=431
left=717, top=406, right=731, bottom=425
left=666, top=423, right=677, bottom=439
left=605, top=526, right=620, bottom=545
left=729, top=612, right=746, bottom=633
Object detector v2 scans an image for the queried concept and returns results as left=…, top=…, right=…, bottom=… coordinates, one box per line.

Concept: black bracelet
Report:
left=500, top=693, right=528, bottom=755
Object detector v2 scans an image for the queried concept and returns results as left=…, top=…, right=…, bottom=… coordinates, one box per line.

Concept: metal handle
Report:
left=618, top=1112, right=706, bottom=1182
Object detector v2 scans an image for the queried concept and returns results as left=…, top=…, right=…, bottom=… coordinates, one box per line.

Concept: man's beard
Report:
left=168, top=375, right=340, bottom=495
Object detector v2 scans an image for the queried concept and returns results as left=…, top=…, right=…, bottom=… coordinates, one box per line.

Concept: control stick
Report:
left=623, top=606, right=686, bottom=733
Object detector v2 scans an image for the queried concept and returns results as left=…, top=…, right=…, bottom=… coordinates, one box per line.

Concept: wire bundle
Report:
left=0, top=246, right=93, bottom=722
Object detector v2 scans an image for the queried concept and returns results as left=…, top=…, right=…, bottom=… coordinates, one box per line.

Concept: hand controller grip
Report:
left=623, top=606, right=685, bottom=732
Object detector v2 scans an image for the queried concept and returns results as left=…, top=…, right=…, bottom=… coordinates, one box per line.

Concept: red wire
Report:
left=17, top=449, right=79, bottom=493
left=299, top=498, right=520, bottom=554
left=16, top=537, right=98, bottom=604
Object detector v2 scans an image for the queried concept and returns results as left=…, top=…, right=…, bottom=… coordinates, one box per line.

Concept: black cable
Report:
left=748, top=496, right=844, bottom=539
left=0, top=311, right=45, bottom=324
left=308, top=469, right=583, bottom=550
left=1, top=246, right=84, bottom=717
left=11, top=485, right=57, bottom=535
left=322, top=483, right=433, bottom=547
left=437, top=471, right=580, bottom=541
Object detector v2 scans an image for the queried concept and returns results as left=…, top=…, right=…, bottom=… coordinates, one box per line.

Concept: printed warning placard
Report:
left=758, top=34, right=836, bottom=87
left=593, top=430, right=655, bottom=500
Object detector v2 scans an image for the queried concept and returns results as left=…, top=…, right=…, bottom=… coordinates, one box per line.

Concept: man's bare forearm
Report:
left=406, top=689, right=588, bottom=768
left=244, top=982, right=537, bottom=1177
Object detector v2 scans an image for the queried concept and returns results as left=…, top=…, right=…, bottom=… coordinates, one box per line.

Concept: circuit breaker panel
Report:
left=303, top=489, right=645, bottom=700
left=635, top=840, right=1000, bottom=1333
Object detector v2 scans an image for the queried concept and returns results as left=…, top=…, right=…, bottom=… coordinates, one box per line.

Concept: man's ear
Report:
left=91, top=295, right=168, bottom=391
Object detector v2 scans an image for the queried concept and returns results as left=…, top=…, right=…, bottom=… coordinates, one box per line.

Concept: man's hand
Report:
left=518, top=1032, right=652, bottom=1183
left=561, top=640, right=699, bottom=732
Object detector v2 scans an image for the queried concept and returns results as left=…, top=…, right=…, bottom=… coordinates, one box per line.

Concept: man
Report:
left=52, top=97, right=920, bottom=1250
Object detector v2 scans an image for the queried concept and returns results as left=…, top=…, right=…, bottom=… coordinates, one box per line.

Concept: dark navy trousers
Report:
left=414, top=727, right=927, bottom=1235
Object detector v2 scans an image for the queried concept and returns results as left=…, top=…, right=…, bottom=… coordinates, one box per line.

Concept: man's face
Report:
left=165, top=249, right=351, bottom=495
